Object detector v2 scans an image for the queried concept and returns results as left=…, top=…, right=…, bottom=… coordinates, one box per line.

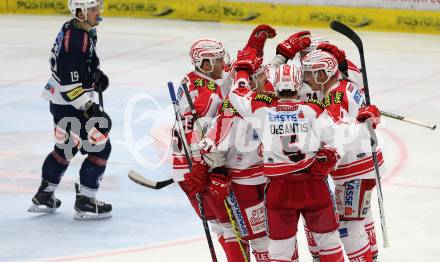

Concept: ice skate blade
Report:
left=74, top=211, right=112, bottom=220
left=28, top=204, right=57, bottom=213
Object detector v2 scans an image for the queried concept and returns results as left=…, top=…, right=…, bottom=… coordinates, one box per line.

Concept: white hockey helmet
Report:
left=68, top=0, right=103, bottom=21
left=274, top=63, right=303, bottom=95
left=190, top=38, right=226, bottom=73
left=303, top=34, right=329, bottom=53
left=302, top=50, right=338, bottom=85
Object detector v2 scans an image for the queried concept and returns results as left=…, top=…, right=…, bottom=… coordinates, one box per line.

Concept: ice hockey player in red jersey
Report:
left=226, top=40, right=345, bottom=261
left=314, top=42, right=381, bottom=261
left=301, top=50, right=383, bottom=262
left=201, top=70, right=270, bottom=261
left=197, top=25, right=277, bottom=262
left=171, top=37, right=248, bottom=261
left=277, top=32, right=380, bottom=261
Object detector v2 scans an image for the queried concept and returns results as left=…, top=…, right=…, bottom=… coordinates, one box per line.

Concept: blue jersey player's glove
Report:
left=83, top=102, right=112, bottom=135
left=90, top=69, right=109, bottom=92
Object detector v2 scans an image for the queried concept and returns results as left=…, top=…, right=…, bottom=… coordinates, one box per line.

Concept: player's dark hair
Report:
left=75, top=8, right=83, bottom=18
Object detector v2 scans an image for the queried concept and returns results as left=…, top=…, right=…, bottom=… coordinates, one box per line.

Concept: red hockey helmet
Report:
left=189, top=38, right=226, bottom=73
left=274, top=62, right=303, bottom=95
left=301, top=50, right=338, bottom=84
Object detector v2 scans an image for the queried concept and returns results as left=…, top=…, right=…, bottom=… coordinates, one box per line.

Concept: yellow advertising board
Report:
left=104, top=0, right=184, bottom=20
left=7, top=0, right=69, bottom=15
left=2, top=0, right=440, bottom=34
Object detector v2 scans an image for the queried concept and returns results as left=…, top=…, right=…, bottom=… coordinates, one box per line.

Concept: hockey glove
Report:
left=357, top=105, right=381, bottom=129
left=91, top=69, right=109, bottom=92
left=317, top=43, right=346, bottom=65
left=208, top=169, right=231, bottom=201
left=232, top=46, right=263, bottom=76
left=310, top=148, right=339, bottom=179
left=317, top=43, right=348, bottom=75
left=276, top=31, right=311, bottom=60
left=83, top=102, right=112, bottom=135
left=184, top=161, right=209, bottom=196
left=246, top=24, right=277, bottom=57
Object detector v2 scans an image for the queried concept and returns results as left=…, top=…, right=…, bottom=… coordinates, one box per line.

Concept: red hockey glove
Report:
left=184, top=161, right=209, bottom=196
left=246, top=24, right=277, bottom=57
left=276, top=31, right=311, bottom=59
left=208, top=172, right=231, bottom=201
left=310, top=148, right=339, bottom=179
left=357, top=105, right=381, bottom=129
left=232, top=46, right=263, bottom=75
left=317, top=43, right=346, bottom=65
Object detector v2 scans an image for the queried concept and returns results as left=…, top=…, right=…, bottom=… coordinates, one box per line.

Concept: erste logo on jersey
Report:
left=268, top=110, right=308, bottom=135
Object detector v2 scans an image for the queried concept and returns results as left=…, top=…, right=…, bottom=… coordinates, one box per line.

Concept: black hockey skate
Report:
left=74, top=183, right=112, bottom=220
left=28, top=180, right=61, bottom=213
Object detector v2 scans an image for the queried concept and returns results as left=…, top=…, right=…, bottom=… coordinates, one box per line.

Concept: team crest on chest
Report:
left=324, top=91, right=344, bottom=107
left=193, top=78, right=218, bottom=92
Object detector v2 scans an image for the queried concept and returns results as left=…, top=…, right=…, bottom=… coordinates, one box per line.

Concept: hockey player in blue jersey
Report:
left=28, top=0, right=112, bottom=220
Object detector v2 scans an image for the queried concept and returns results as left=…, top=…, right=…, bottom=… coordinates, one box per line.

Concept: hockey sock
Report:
left=268, top=236, right=297, bottom=261
left=41, top=150, right=69, bottom=189
left=347, top=244, right=373, bottom=262
left=304, top=223, right=320, bottom=259
left=251, top=237, right=270, bottom=262
left=219, top=235, right=249, bottom=262
left=79, top=156, right=107, bottom=191
left=314, top=231, right=344, bottom=262
left=365, top=215, right=378, bottom=259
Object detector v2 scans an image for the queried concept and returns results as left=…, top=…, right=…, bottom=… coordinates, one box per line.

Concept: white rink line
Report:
left=32, top=236, right=227, bottom=262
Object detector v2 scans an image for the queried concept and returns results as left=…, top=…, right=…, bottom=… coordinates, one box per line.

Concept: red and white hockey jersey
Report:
left=320, top=79, right=385, bottom=183
left=228, top=78, right=331, bottom=178
left=171, top=71, right=228, bottom=181
left=202, top=98, right=267, bottom=185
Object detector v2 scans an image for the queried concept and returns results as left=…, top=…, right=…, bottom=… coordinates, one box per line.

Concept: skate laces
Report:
left=93, top=198, right=106, bottom=207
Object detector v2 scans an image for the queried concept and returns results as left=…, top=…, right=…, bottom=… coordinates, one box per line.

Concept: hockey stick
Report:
left=127, top=81, right=193, bottom=191
left=181, top=83, right=249, bottom=261
left=224, top=193, right=250, bottom=262
left=128, top=170, right=174, bottom=190
left=98, top=90, right=104, bottom=110
left=173, top=82, right=218, bottom=262
left=330, top=21, right=390, bottom=248
left=127, top=82, right=217, bottom=260
left=380, top=110, right=436, bottom=130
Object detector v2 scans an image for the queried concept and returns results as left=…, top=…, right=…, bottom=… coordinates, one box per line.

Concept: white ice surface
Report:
left=0, top=15, right=439, bottom=262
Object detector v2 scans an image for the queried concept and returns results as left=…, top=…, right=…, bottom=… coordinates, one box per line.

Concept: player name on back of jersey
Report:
left=268, top=110, right=308, bottom=135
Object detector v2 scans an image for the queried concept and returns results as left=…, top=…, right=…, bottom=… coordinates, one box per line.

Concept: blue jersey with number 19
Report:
left=42, top=19, right=100, bottom=110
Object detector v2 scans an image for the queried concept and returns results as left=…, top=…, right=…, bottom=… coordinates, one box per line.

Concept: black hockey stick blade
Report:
left=330, top=21, right=364, bottom=53
left=330, top=21, right=372, bottom=105
left=128, top=170, right=174, bottom=190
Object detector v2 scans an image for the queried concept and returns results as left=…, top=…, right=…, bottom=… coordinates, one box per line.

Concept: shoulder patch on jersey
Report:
left=221, top=99, right=239, bottom=116
left=193, top=78, right=218, bottom=92
left=253, top=92, right=276, bottom=104
left=61, top=86, right=86, bottom=102
left=305, top=99, right=324, bottom=109
left=346, top=82, right=363, bottom=105
left=353, top=89, right=362, bottom=105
